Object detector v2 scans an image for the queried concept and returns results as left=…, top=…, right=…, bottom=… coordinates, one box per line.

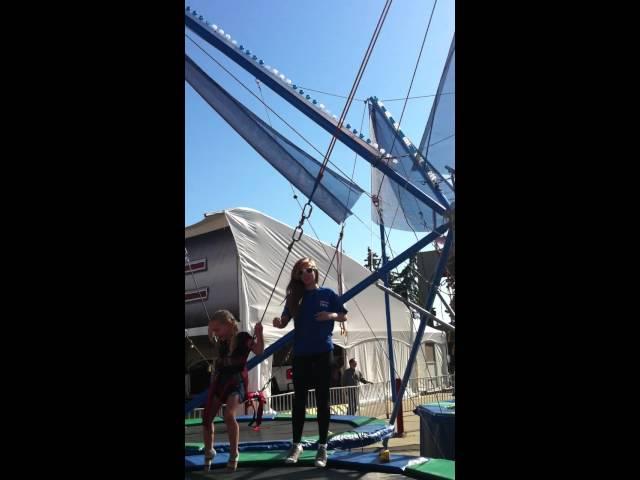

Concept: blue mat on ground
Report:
left=185, top=453, right=230, bottom=471
left=328, top=451, right=428, bottom=474
left=186, top=450, right=431, bottom=474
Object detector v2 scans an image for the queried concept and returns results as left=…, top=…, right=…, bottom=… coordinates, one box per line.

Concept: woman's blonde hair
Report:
left=209, top=309, right=239, bottom=353
left=285, top=257, right=318, bottom=319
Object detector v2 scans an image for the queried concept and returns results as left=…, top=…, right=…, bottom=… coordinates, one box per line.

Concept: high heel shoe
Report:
left=204, top=448, right=216, bottom=471
left=226, top=453, right=239, bottom=472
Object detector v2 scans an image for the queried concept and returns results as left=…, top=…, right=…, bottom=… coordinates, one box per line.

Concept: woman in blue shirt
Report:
left=273, top=257, right=347, bottom=467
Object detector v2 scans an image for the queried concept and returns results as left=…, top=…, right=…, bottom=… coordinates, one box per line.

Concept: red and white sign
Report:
left=185, top=258, right=207, bottom=274
left=185, top=287, right=209, bottom=303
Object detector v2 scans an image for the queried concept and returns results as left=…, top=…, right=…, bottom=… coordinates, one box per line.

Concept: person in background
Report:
left=342, top=358, right=371, bottom=415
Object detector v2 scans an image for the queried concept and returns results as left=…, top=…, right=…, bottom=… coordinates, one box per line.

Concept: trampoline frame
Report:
left=185, top=413, right=394, bottom=454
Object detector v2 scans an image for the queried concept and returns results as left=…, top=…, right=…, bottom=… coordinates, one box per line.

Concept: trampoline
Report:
left=185, top=414, right=394, bottom=453
left=185, top=449, right=455, bottom=479
left=185, top=415, right=454, bottom=479
left=186, top=416, right=352, bottom=445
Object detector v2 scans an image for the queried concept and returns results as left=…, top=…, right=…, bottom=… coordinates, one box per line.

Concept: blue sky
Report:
left=185, top=0, right=454, bottom=267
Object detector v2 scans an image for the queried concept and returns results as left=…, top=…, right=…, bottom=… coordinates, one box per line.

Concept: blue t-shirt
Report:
left=282, top=287, right=347, bottom=356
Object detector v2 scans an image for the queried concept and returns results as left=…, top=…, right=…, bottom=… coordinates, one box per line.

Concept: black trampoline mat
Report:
left=186, top=420, right=354, bottom=444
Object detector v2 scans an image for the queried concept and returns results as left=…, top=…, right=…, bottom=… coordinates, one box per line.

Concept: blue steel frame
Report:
left=379, top=220, right=396, bottom=404
left=367, top=99, right=451, bottom=209
left=184, top=11, right=455, bottom=448
left=185, top=13, right=446, bottom=217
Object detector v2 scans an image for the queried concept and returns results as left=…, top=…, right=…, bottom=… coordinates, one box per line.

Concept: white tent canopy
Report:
left=185, top=207, right=447, bottom=393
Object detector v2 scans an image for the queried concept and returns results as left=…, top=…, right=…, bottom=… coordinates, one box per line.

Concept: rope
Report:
left=255, top=0, right=394, bottom=326
left=292, top=85, right=454, bottom=103
left=185, top=34, right=370, bottom=188
left=374, top=0, right=442, bottom=217
left=256, top=78, right=351, bottom=292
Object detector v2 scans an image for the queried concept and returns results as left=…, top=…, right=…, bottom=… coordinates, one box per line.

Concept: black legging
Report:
left=291, top=350, right=333, bottom=444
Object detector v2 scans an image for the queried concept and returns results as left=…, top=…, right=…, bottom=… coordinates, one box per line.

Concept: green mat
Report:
left=186, top=447, right=454, bottom=478
left=213, top=449, right=321, bottom=466
left=185, top=416, right=222, bottom=426
left=185, top=442, right=205, bottom=450
left=425, top=402, right=455, bottom=411
left=405, top=458, right=455, bottom=479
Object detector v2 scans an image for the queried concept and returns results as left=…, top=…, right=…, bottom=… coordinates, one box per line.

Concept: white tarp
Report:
left=185, top=207, right=447, bottom=393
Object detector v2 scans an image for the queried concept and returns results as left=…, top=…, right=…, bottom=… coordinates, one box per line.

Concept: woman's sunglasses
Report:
left=298, top=267, right=316, bottom=276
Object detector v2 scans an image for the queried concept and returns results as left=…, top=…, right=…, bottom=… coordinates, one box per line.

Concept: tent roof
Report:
left=185, top=210, right=230, bottom=239
left=185, top=207, right=446, bottom=346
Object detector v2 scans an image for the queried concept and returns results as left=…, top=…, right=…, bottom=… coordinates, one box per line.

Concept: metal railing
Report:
left=185, top=374, right=455, bottom=420
left=186, top=407, right=204, bottom=420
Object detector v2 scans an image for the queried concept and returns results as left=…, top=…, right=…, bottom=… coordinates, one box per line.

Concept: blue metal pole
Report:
left=379, top=220, right=397, bottom=403
left=185, top=15, right=446, bottom=216
left=340, top=223, right=449, bottom=305
left=375, top=282, right=455, bottom=333
left=247, top=330, right=293, bottom=370
left=185, top=388, right=209, bottom=415
left=384, top=231, right=454, bottom=444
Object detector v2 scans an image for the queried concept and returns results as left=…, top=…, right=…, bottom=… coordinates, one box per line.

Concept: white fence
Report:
left=186, top=374, right=454, bottom=420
